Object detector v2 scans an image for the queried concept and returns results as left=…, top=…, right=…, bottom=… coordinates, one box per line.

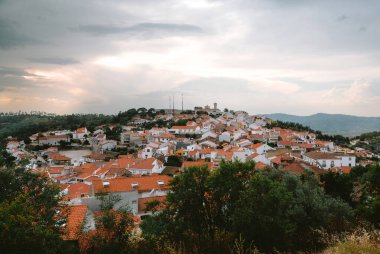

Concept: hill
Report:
left=265, top=113, right=380, bottom=137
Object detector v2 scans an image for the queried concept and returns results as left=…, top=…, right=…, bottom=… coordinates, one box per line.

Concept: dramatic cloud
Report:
left=74, top=23, right=203, bottom=37
left=0, top=0, right=379, bottom=116
left=28, top=57, right=80, bottom=65
left=0, top=19, right=40, bottom=49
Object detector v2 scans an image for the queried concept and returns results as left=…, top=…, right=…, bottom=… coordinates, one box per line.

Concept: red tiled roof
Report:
left=67, top=182, right=91, bottom=199
left=171, top=126, right=198, bottom=130
left=48, top=165, right=66, bottom=174
left=48, top=153, right=71, bottom=161
left=62, top=205, right=87, bottom=241
left=138, top=196, right=166, bottom=214
left=92, top=175, right=172, bottom=194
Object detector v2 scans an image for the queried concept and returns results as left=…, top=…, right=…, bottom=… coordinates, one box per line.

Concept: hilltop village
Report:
left=3, top=105, right=379, bottom=242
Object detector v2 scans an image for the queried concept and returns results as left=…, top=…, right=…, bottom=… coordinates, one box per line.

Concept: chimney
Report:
left=214, top=103, right=217, bottom=110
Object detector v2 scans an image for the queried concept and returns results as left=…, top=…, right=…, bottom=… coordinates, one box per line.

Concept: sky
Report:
left=0, top=0, right=380, bottom=116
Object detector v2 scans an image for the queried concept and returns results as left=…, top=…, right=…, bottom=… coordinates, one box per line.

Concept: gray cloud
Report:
left=0, top=0, right=380, bottom=115
left=0, top=19, right=40, bottom=49
left=0, top=66, right=40, bottom=91
left=337, top=15, right=348, bottom=22
left=28, top=57, right=80, bottom=65
left=73, top=22, right=203, bottom=38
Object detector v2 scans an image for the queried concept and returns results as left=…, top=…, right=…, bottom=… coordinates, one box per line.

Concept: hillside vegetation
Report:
left=265, top=113, right=380, bottom=137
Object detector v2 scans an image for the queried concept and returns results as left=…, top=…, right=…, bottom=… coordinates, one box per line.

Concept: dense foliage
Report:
left=321, top=165, right=380, bottom=227
left=141, top=161, right=355, bottom=253
left=354, top=131, right=380, bottom=154
left=0, top=108, right=166, bottom=142
left=0, top=167, right=66, bottom=253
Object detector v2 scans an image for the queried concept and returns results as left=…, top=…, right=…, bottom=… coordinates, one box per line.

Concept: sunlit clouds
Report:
left=0, top=0, right=380, bottom=115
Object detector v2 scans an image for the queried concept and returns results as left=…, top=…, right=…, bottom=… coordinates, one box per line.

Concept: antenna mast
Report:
left=172, top=95, right=175, bottom=115
left=181, top=93, right=184, bottom=112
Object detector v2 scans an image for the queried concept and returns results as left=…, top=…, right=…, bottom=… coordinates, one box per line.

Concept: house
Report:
left=6, top=141, right=21, bottom=151
left=88, top=175, right=172, bottom=213
left=99, top=140, right=117, bottom=152
left=73, top=127, right=89, bottom=140
left=38, top=135, right=70, bottom=146
left=67, top=182, right=92, bottom=199
left=199, top=140, right=218, bottom=149
left=251, top=143, right=273, bottom=155
left=126, top=158, right=165, bottom=175
left=250, top=153, right=270, bottom=165
left=233, top=148, right=252, bottom=162
left=200, top=131, right=218, bottom=142
left=47, top=165, right=71, bottom=178
left=302, top=151, right=356, bottom=169
left=188, top=150, right=201, bottom=160
left=151, top=133, right=175, bottom=143
left=48, top=153, right=72, bottom=165
left=95, top=134, right=106, bottom=142
left=168, top=126, right=201, bottom=135
left=219, top=131, right=231, bottom=143
left=138, top=146, right=154, bottom=159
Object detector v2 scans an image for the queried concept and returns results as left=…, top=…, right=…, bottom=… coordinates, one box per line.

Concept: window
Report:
left=331, top=160, right=335, bottom=167
left=322, top=160, right=326, bottom=167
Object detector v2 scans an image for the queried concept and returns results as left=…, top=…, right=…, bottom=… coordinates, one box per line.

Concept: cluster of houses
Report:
left=4, top=108, right=379, bottom=242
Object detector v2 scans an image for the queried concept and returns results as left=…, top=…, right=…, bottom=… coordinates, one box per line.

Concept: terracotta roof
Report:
left=271, top=157, right=282, bottom=164
left=138, top=196, right=166, bottom=214
left=331, top=166, right=352, bottom=174
left=67, top=182, right=91, bottom=199
left=40, top=135, right=69, bottom=140
left=62, top=205, right=87, bottom=241
left=48, top=165, right=66, bottom=174
left=75, top=127, right=87, bottom=134
left=155, top=133, right=175, bottom=139
left=255, top=162, right=268, bottom=170
left=188, top=150, right=200, bottom=156
left=48, top=153, right=71, bottom=161
left=251, top=143, right=264, bottom=149
left=171, top=125, right=198, bottom=130
left=75, top=162, right=103, bottom=179
left=283, top=162, right=324, bottom=175
left=92, top=175, right=172, bottom=194
left=303, top=151, right=351, bottom=160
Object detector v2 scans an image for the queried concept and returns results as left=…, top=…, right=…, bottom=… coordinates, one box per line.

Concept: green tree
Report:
left=0, top=167, right=66, bottom=253
left=233, top=170, right=353, bottom=252
left=164, top=155, right=183, bottom=167
left=164, top=165, right=218, bottom=248
left=210, top=160, right=255, bottom=228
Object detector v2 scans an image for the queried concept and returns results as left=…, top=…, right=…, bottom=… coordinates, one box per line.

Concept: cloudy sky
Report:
left=1, top=0, right=380, bottom=116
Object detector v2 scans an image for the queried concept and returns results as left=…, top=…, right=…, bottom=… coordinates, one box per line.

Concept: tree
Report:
left=79, top=194, right=135, bottom=253
left=163, top=165, right=218, bottom=249
left=320, top=171, right=353, bottom=204
left=164, top=155, right=183, bottom=167
left=210, top=160, right=255, bottom=228
left=233, top=170, right=353, bottom=252
left=0, top=167, right=66, bottom=253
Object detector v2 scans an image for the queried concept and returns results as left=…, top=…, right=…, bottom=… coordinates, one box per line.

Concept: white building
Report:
left=302, top=151, right=356, bottom=169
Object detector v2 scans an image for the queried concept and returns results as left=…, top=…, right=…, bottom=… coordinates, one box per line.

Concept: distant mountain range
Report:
left=264, top=113, right=380, bottom=137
